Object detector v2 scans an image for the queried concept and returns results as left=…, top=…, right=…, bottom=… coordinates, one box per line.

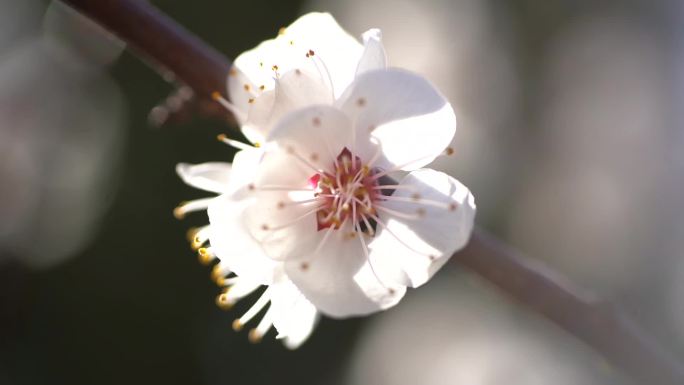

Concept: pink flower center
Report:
left=312, top=148, right=379, bottom=231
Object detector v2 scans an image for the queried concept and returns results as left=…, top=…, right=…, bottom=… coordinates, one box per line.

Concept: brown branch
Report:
left=59, top=0, right=684, bottom=383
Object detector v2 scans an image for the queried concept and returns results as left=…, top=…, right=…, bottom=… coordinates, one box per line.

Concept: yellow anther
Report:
left=253, top=142, right=261, bottom=148
left=197, top=248, right=212, bottom=265
left=278, top=27, right=286, bottom=35
left=248, top=98, right=255, bottom=104
left=243, top=84, right=251, bottom=91
left=356, top=97, right=366, bottom=107
left=173, top=205, right=186, bottom=220
left=277, top=201, right=285, bottom=209
left=217, top=133, right=227, bottom=141
left=232, top=319, right=243, bottom=331
left=228, top=68, right=237, bottom=77
left=445, top=147, right=455, bottom=156
left=259, top=85, right=265, bottom=91
left=211, top=91, right=222, bottom=101
left=248, top=329, right=263, bottom=343
left=300, top=262, right=310, bottom=271
left=361, top=165, right=370, bottom=176
left=192, top=235, right=203, bottom=250
left=271, top=64, right=279, bottom=71
left=211, top=265, right=224, bottom=285
left=216, top=292, right=232, bottom=310
left=289, top=40, right=294, bottom=45
left=186, top=227, right=199, bottom=242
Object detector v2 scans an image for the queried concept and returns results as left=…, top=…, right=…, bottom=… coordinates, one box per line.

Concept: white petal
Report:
left=228, top=12, right=363, bottom=105
left=285, top=221, right=406, bottom=318
left=266, top=105, right=356, bottom=169
left=242, top=148, right=320, bottom=261
left=368, top=169, right=476, bottom=287
left=355, top=29, right=387, bottom=76
left=242, top=70, right=333, bottom=143
left=207, top=194, right=280, bottom=284
left=337, top=69, right=456, bottom=171
left=269, top=279, right=319, bottom=349
left=176, top=162, right=231, bottom=193
left=228, top=147, right=263, bottom=195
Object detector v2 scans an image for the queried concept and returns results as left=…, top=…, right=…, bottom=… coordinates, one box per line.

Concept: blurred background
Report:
left=1, top=0, right=683, bottom=384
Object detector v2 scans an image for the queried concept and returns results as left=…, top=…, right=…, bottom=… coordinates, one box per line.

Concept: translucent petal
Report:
left=368, top=169, right=476, bottom=287
left=176, top=162, right=231, bottom=194
left=337, top=69, right=456, bottom=171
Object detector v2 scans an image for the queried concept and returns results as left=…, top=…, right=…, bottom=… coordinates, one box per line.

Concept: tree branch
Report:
left=60, top=0, right=684, bottom=383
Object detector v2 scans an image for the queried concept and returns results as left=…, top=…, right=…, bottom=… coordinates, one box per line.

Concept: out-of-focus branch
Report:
left=59, top=0, right=684, bottom=384
left=459, top=229, right=684, bottom=385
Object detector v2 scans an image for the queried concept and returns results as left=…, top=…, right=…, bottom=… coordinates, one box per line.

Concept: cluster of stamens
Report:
left=313, top=148, right=378, bottom=233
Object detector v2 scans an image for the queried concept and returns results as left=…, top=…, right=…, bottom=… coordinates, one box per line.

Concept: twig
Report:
left=59, top=0, right=684, bottom=383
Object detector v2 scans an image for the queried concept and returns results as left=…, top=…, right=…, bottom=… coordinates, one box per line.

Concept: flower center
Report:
left=312, top=148, right=378, bottom=233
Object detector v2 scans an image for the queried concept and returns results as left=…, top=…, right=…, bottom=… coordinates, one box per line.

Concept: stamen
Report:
left=191, top=226, right=211, bottom=250
left=378, top=195, right=456, bottom=210
left=262, top=205, right=324, bottom=232
left=211, top=91, right=247, bottom=122
left=368, top=213, right=435, bottom=259
left=237, top=288, right=272, bottom=327
left=217, top=134, right=255, bottom=151
left=174, top=198, right=213, bottom=219
left=375, top=205, right=425, bottom=220
left=285, top=146, right=324, bottom=173
left=197, top=247, right=216, bottom=265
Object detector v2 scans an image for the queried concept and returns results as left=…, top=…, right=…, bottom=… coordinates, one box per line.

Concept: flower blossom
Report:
left=175, top=12, right=476, bottom=348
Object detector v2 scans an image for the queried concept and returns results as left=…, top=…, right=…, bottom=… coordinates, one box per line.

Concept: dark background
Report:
left=2, top=1, right=684, bottom=384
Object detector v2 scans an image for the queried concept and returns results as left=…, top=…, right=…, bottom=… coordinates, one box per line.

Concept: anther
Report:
left=229, top=68, right=237, bottom=77
left=197, top=248, right=213, bottom=265
left=448, top=203, right=458, bottom=211
left=300, top=262, right=309, bottom=271
left=217, top=133, right=227, bottom=141
left=356, top=97, right=367, bottom=107
left=260, top=224, right=269, bottom=231
left=248, top=329, right=263, bottom=343
left=295, top=68, right=302, bottom=75
left=411, top=193, right=421, bottom=201
left=416, top=208, right=427, bottom=217
left=259, top=85, right=265, bottom=91
left=445, top=147, right=455, bottom=156
left=429, top=255, right=437, bottom=261
left=271, top=64, right=279, bottom=71
left=388, top=288, right=396, bottom=295
left=248, top=183, right=256, bottom=191
left=310, top=153, right=319, bottom=162
left=278, top=27, right=286, bottom=35
left=243, top=84, right=251, bottom=91
left=312, top=117, right=321, bottom=126
left=277, top=201, right=285, bottom=209
left=216, top=292, right=232, bottom=310
left=248, top=98, right=255, bottom=104
left=173, top=205, right=186, bottom=220
left=232, top=319, right=243, bottom=331
left=211, top=91, right=222, bottom=101
left=308, top=49, right=315, bottom=57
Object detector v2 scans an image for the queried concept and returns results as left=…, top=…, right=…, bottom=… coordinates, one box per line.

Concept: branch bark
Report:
left=60, top=0, right=684, bottom=383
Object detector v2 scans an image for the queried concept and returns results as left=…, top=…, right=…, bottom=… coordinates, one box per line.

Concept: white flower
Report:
left=176, top=149, right=317, bottom=349
left=176, top=12, right=476, bottom=347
